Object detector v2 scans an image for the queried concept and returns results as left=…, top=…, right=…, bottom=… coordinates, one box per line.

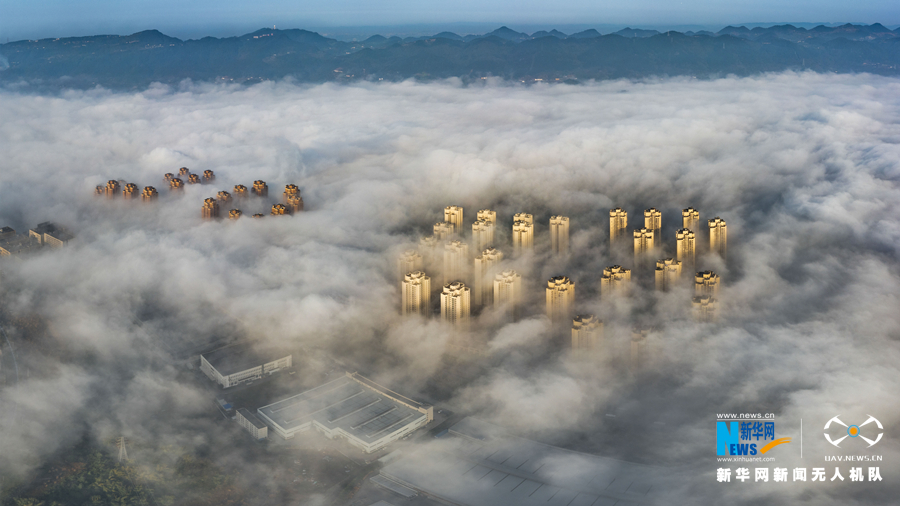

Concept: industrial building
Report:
left=257, top=372, right=433, bottom=453
left=199, top=345, right=293, bottom=388
left=236, top=408, right=268, bottom=440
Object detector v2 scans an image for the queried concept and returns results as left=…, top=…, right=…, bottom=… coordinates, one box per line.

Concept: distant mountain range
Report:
left=1, top=23, right=898, bottom=89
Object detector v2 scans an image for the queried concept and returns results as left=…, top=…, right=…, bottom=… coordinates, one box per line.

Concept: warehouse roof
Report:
left=201, top=344, right=291, bottom=376
left=258, top=375, right=425, bottom=443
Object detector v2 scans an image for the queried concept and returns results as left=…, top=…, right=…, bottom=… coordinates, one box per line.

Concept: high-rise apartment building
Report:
left=694, top=271, right=720, bottom=297
left=217, top=191, right=232, bottom=204
left=94, top=185, right=104, bottom=196
left=493, top=270, right=522, bottom=318
left=675, top=228, right=695, bottom=268
left=682, top=207, right=700, bottom=231
left=472, top=219, right=495, bottom=252
left=105, top=180, right=120, bottom=198
left=444, top=206, right=464, bottom=233
left=473, top=247, right=503, bottom=305
left=631, top=327, right=650, bottom=369
left=271, top=204, right=290, bottom=216
left=610, top=208, right=628, bottom=243
left=512, top=220, right=534, bottom=251
left=709, top=217, right=727, bottom=257
left=572, top=315, right=604, bottom=350
left=654, top=258, right=682, bottom=291
left=252, top=180, right=269, bottom=197
left=600, top=265, right=631, bottom=297
left=634, top=228, right=655, bottom=259
left=443, top=240, right=469, bottom=285
left=402, top=271, right=432, bottom=317
left=164, top=173, right=174, bottom=183
left=284, top=184, right=304, bottom=213
left=692, top=295, right=717, bottom=322
left=122, top=183, right=139, bottom=199
left=141, top=186, right=158, bottom=201
left=441, top=281, right=470, bottom=325
left=476, top=209, right=497, bottom=224
left=229, top=209, right=242, bottom=219
left=513, top=213, right=533, bottom=225
left=233, top=184, right=248, bottom=198
left=644, top=208, right=661, bottom=236
left=550, top=216, right=569, bottom=254
left=179, top=167, right=191, bottom=177
left=170, top=178, right=184, bottom=190
left=188, top=174, right=201, bottom=185
left=419, top=235, right=439, bottom=251
left=434, top=222, right=455, bottom=240
left=202, top=198, right=219, bottom=220
left=203, top=170, right=215, bottom=182
left=398, top=250, right=424, bottom=282
left=546, top=276, right=574, bottom=322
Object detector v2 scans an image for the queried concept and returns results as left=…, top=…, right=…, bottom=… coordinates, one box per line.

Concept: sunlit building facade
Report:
left=633, top=228, right=655, bottom=260
left=203, top=170, right=215, bottom=182
left=654, top=258, right=682, bottom=291
left=709, top=217, right=727, bottom=257
left=202, top=198, right=219, bottom=220
left=122, top=183, right=139, bottom=199
left=545, top=276, right=574, bottom=322
left=692, top=295, right=717, bottom=322
left=105, top=180, right=121, bottom=198
left=610, top=207, right=628, bottom=242
left=512, top=220, right=534, bottom=251
left=600, top=265, right=631, bottom=297
left=682, top=207, right=700, bottom=231
left=402, top=271, right=432, bottom=317
left=233, top=184, right=248, bottom=198
left=572, top=315, right=604, bottom=350
left=434, top=222, right=455, bottom=240
left=493, top=270, right=522, bottom=318
left=472, top=219, right=495, bottom=252
left=252, top=180, right=268, bottom=197
left=443, top=240, right=469, bottom=285
left=476, top=209, right=497, bottom=224
left=444, top=206, right=464, bottom=233
left=398, top=250, right=424, bottom=282
left=229, top=209, right=242, bottom=219
left=644, top=208, right=661, bottom=236
left=694, top=270, right=720, bottom=297
left=676, top=228, right=695, bottom=268
left=141, top=186, right=158, bottom=201
left=473, top=247, right=503, bottom=306
left=441, top=281, right=471, bottom=326
left=550, top=216, right=569, bottom=254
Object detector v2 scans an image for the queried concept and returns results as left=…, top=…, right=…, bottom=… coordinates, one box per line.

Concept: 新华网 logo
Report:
left=824, top=415, right=883, bottom=448
left=716, top=420, right=791, bottom=456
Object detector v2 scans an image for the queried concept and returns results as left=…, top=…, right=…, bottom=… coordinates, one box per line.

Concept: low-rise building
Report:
left=257, top=372, right=433, bottom=453
left=199, top=344, right=292, bottom=388
left=236, top=407, right=268, bottom=440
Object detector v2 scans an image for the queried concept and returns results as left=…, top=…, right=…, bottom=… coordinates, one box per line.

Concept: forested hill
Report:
left=1, top=23, right=898, bottom=89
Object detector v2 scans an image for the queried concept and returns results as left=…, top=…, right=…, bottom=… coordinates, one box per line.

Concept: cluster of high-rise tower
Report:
left=399, top=205, right=726, bottom=349
left=92, top=168, right=306, bottom=220
left=200, top=181, right=304, bottom=220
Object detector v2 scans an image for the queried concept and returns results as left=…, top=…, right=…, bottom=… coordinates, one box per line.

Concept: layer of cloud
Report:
left=0, top=72, right=898, bottom=504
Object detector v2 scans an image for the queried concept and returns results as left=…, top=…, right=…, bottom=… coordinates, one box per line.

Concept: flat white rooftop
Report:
left=258, top=375, right=425, bottom=445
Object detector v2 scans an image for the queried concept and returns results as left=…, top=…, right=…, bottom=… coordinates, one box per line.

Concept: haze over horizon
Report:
left=1, top=0, right=899, bottom=42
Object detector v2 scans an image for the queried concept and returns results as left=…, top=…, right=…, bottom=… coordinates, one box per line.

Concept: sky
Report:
left=0, top=72, right=899, bottom=504
left=1, top=0, right=898, bottom=41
